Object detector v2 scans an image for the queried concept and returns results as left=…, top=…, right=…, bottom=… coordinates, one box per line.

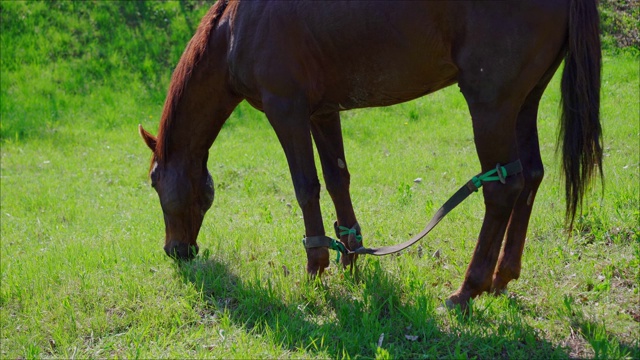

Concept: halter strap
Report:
left=353, top=160, right=523, bottom=256
left=303, top=235, right=347, bottom=263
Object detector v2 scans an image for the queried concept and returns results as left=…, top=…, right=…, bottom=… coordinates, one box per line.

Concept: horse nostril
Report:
left=164, top=241, right=199, bottom=260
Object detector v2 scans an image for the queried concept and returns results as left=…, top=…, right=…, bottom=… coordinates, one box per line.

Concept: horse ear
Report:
left=138, top=124, right=157, bottom=152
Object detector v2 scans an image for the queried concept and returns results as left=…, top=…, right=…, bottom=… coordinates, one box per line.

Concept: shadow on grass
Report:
left=565, top=305, right=640, bottom=359
left=177, top=254, right=570, bottom=358
left=578, top=318, right=640, bottom=359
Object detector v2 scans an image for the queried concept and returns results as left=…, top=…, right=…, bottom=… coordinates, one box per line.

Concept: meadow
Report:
left=1, top=1, right=638, bottom=359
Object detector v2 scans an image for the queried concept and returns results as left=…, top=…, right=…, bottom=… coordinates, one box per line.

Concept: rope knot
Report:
left=470, top=163, right=510, bottom=191
left=337, top=223, right=363, bottom=252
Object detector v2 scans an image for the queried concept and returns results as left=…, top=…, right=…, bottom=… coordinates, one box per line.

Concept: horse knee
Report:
left=294, top=178, right=321, bottom=208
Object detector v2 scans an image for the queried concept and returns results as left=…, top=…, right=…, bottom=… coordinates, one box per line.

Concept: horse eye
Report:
left=201, top=173, right=214, bottom=210
left=150, top=161, right=159, bottom=188
left=149, top=172, right=158, bottom=188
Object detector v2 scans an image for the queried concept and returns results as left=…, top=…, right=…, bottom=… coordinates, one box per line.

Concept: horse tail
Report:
left=559, top=0, right=603, bottom=230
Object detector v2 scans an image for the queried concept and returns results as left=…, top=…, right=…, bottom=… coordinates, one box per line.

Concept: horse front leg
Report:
left=310, top=112, right=360, bottom=269
left=446, top=102, right=524, bottom=311
left=263, top=94, right=329, bottom=276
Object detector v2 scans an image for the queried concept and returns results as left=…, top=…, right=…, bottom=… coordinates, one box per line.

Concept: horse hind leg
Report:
left=491, top=72, right=559, bottom=294
left=310, top=112, right=360, bottom=268
left=446, top=94, right=525, bottom=310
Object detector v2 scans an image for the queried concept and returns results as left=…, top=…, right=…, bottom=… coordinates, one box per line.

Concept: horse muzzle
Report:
left=164, top=240, right=199, bottom=260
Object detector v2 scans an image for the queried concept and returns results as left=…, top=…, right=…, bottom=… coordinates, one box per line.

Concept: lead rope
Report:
left=303, top=160, right=523, bottom=258
left=353, top=160, right=523, bottom=256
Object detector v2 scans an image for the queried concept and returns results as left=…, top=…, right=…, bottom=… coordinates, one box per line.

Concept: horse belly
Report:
left=329, top=61, right=458, bottom=110
left=299, top=2, right=459, bottom=110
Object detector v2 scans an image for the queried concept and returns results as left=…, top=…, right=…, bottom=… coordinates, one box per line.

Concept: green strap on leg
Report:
left=329, top=239, right=347, bottom=263
left=301, top=223, right=362, bottom=264
left=338, top=225, right=363, bottom=243
left=470, top=163, right=510, bottom=191
left=302, top=235, right=347, bottom=263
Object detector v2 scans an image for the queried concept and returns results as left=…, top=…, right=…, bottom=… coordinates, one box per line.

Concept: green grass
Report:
left=1, top=2, right=639, bottom=359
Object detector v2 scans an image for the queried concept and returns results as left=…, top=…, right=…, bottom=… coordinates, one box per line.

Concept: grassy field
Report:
left=1, top=1, right=639, bottom=359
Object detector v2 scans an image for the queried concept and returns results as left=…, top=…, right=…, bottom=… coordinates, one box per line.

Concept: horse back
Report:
left=223, top=0, right=568, bottom=112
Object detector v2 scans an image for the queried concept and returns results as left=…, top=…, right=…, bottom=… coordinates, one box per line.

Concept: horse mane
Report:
left=155, top=0, right=229, bottom=161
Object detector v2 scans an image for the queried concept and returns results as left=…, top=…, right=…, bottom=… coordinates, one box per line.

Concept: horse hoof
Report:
left=444, top=298, right=456, bottom=310
left=340, top=253, right=357, bottom=269
left=305, top=247, right=330, bottom=275
left=306, top=268, right=322, bottom=279
left=492, top=287, right=509, bottom=297
left=441, top=296, right=469, bottom=314
left=435, top=301, right=451, bottom=315
left=435, top=299, right=456, bottom=314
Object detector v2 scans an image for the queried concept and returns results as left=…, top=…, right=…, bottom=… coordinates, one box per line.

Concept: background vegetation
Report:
left=599, top=0, right=639, bottom=48
left=1, top=1, right=638, bottom=358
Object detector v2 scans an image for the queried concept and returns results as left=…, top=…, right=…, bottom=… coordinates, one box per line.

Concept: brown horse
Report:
left=139, top=0, right=602, bottom=309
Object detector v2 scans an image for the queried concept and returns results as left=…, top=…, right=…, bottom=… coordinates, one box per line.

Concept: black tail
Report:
left=559, top=0, right=603, bottom=230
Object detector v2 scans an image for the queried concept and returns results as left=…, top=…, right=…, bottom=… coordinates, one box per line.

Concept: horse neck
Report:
left=158, top=32, right=241, bottom=164
left=153, top=0, right=241, bottom=165
left=164, top=96, right=240, bottom=168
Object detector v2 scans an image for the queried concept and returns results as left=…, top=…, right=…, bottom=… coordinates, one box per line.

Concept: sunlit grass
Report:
left=2, top=54, right=638, bottom=358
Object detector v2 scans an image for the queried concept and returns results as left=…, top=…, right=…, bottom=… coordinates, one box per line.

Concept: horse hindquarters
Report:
left=447, top=1, right=570, bottom=309
left=479, top=0, right=603, bottom=297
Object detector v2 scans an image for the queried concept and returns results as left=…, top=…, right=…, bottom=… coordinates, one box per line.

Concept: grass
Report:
left=1, top=1, right=639, bottom=359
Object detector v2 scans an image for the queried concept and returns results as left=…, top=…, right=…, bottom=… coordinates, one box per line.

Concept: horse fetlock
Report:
left=460, top=272, right=493, bottom=299
left=347, top=233, right=361, bottom=251
left=335, top=222, right=362, bottom=251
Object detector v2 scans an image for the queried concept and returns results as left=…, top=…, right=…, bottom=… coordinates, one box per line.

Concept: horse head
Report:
left=139, top=125, right=214, bottom=260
